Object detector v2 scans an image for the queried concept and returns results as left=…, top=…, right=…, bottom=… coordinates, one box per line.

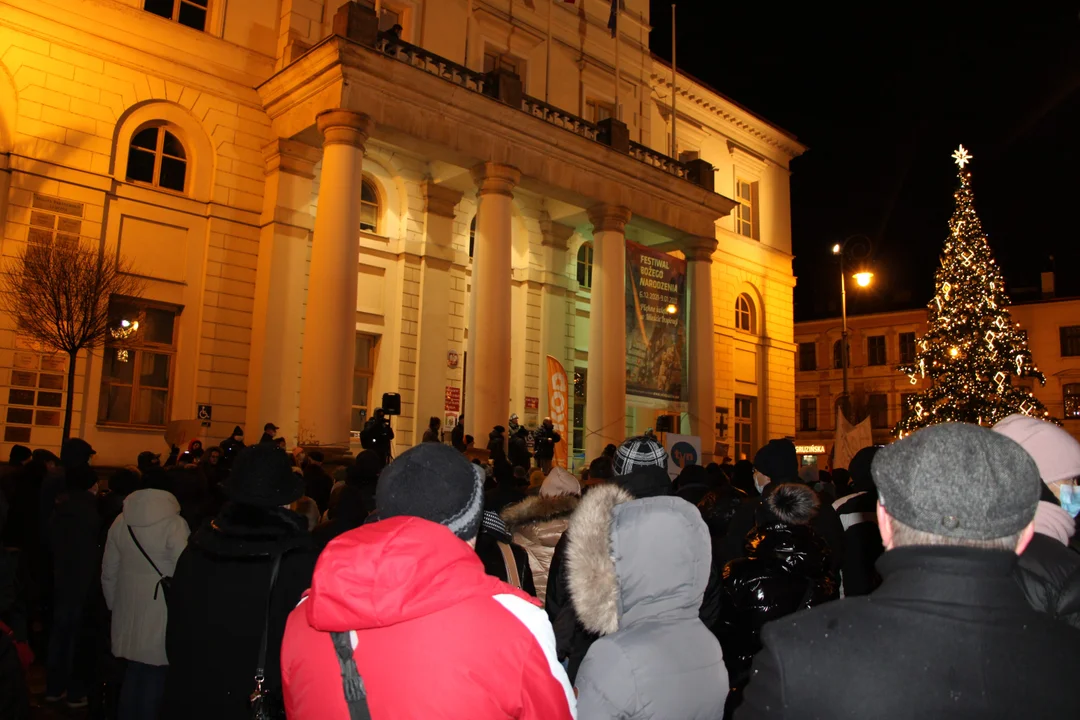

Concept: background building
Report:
left=794, top=286, right=1080, bottom=465
left=0, top=0, right=803, bottom=466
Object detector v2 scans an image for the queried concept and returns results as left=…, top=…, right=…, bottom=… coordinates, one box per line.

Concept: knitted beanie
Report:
left=993, top=414, right=1080, bottom=484
left=376, top=443, right=484, bottom=540
left=225, top=444, right=304, bottom=508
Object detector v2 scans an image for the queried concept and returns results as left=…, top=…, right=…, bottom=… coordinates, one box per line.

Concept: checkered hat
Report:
left=612, top=436, right=668, bottom=476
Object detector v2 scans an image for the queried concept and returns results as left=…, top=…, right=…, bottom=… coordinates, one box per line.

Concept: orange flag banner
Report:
left=546, top=355, right=570, bottom=469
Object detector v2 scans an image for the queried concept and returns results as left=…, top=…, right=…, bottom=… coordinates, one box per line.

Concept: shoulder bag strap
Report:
left=498, top=541, right=521, bottom=589
left=331, top=631, right=372, bottom=720
left=128, top=526, right=163, bottom=578
left=254, top=554, right=283, bottom=687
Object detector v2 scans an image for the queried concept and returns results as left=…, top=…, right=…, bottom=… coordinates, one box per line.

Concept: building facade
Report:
left=0, top=0, right=803, bottom=466
left=794, top=295, right=1080, bottom=465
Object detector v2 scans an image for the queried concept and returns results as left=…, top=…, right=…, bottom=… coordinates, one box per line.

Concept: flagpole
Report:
left=546, top=0, right=554, bottom=103
left=464, top=0, right=473, bottom=67
left=614, top=2, right=621, bottom=119
left=670, top=3, right=677, bottom=157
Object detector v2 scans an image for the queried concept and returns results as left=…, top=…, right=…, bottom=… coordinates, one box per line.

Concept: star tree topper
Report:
left=952, top=144, right=973, bottom=168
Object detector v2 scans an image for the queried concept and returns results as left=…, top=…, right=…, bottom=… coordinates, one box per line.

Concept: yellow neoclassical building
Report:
left=0, top=0, right=804, bottom=466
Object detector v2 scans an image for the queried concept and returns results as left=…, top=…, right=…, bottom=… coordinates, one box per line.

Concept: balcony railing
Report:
left=371, top=31, right=702, bottom=188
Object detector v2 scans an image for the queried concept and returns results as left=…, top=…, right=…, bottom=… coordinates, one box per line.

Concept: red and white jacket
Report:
left=281, top=516, right=576, bottom=719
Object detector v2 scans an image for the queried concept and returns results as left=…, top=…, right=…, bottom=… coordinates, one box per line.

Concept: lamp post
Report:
left=832, top=236, right=873, bottom=420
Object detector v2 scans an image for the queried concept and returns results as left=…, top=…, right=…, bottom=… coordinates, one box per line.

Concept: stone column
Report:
left=465, top=162, right=520, bottom=443
left=247, top=139, right=322, bottom=444
left=298, top=110, right=372, bottom=450
left=585, top=204, right=631, bottom=461
left=413, top=180, right=464, bottom=442
left=686, top=236, right=718, bottom=464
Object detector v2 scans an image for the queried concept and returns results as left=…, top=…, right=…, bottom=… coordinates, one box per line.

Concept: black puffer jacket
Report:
left=1014, top=532, right=1080, bottom=629
left=717, top=521, right=835, bottom=696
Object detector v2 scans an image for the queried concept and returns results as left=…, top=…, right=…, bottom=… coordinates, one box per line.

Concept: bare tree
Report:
left=2, top=241, right=144, bottom=441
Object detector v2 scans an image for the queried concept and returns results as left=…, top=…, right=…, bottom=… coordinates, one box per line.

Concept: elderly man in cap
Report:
left=737, top=423, right=1080, bottom=719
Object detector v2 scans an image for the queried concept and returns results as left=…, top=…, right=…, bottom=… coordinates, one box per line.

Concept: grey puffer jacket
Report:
left=568, top=484, right=727, bottom=719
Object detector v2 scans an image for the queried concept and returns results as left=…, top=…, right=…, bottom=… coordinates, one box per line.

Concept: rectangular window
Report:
left=867, top=393, right=889, bottom=429
left=585, top=98, right=616, bottom=124
left=798, top=342, right=817, bottom=372
left=1065, top=384, right=1080, bottom=419
left=351, top=333, right=379, bottom=439
left=735, top=179, right=755, bottom=239
left=867, top=335, right=887, bottom=366
left=1061, top=326, right=1080, bottom=357
left=735, top=395, right=755, bottom=460
left=144, top=0, right=208, bottom=32
left=484, top=51, right=522, bottom=77
left=98, top=299, right=179, bottom=428
left=899, top=332, right=917, bottom=364
left=799, top=397, right=817, bottom=431
left=573, top=368, right=587, bottom=455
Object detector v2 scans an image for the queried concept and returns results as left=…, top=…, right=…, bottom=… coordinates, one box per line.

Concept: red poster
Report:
left=545, top=356, right=569, bottom=469
left=445, top=387, right=461, bottom=413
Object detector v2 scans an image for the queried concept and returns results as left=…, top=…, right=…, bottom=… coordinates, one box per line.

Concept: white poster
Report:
left=664, top=434, right=702, bottom=480
left=834, top=413, right=873, bottom=470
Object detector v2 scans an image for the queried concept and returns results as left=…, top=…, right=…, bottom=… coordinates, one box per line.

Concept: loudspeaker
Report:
left=655, top=414, right=675, bottom=433
left=381, top=392, right=401, bottom=416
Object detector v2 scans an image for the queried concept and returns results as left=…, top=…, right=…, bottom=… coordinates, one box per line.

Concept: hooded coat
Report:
left=569, top=484, right=727, bottom=719
left=101, top=489, right=189, bottom=666
left=501, top=492, right=580, bottom=603
left=162, top=503, right=315, bottom=720
left=280, top=516, right=575, bottom=719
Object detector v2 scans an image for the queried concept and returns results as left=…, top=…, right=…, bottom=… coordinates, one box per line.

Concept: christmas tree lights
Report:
left=895, top=145, right=1048, bottom=435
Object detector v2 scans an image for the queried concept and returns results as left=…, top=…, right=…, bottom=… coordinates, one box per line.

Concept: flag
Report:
left=607, top=0, right=618, bottom=37
left=546, top=355, right=570, bottom=469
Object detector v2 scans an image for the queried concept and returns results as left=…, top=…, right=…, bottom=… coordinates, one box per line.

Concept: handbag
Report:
left=127, top=526, right=171, bottom=604
left=498, top=541, right=521, bottom=589
left=250, top=555, right=285, bottom=720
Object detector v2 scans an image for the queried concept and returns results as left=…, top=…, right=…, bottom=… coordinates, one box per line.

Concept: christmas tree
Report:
left=895, top=145, right=1048, bottom=435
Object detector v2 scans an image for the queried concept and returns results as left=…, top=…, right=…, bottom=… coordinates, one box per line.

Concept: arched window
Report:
left=577, top=242, right=594, bottom=289
left=833, top=339, right=851, bottom=369
left=735, top=294, right=755, bottom=333
left=469, top=216, right=476, bottom=259
left=126, top=126, right=187, bottom=192
left=360, top=178, right=380, bottom=233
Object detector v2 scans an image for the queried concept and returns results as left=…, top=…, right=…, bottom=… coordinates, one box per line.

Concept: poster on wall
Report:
left=625, top=241, right=687, bottom=401
left=545, top=355, right=570, bottom=469
left=663, top=433, right=702, bottom=481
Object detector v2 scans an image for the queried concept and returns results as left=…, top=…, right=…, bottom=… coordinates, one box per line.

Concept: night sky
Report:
left=649, top=1, right=1080, bottom=321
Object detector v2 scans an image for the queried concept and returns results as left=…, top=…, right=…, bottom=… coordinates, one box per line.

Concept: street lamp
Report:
left=833, top=236, right=873, bottom=419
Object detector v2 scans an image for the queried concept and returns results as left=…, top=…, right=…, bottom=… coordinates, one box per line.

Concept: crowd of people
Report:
left=0, top=409, right=1078, bottom=719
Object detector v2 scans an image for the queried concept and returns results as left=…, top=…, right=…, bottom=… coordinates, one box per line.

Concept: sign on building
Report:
left=625, top=241, right=687, bottom=401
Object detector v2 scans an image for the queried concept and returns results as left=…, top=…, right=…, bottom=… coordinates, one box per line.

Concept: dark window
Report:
left=577, top=242, right=594, bottom=289
left=867, top=335, right=887, bottom=366
left=144, top=0, right=208, bottom=31
left=868, top=393, right=888, bottom=428
left=798, top=342, right=817, bottom=371
left=359, top=178, right=379, bottom=233
left=833, top=340, right=850, bottom=369
left=1065, top=384, right=1080, bottom=419
left=1061, top=326, right=1080, bottom=357
left=899, top=332, right=917, bottom=364
left=799, top=397, right=817, bottom=431
left=126, top=126, right=187, bottom=192
left=735, top=294, right=755, bottom=333
left=735, top=396, right=755, bottom=460
left=468, top=217, right=476, bottom=259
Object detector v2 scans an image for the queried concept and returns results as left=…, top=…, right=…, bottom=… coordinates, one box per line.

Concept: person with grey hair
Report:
left=737, top=422, right=1080, bottom=719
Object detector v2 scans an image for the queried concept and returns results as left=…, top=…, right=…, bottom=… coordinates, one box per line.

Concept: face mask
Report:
left=1059, top=484, right=1080, bottom=518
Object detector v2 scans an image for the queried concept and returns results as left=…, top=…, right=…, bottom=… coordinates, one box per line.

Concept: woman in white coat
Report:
left=102, top=485, right=189, bottom=720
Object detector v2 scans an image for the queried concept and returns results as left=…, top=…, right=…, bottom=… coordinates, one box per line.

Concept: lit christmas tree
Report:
left=895, top=145, right=1048, bottom=435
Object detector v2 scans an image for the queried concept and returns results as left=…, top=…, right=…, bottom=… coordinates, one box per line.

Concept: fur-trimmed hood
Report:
left=566, top=483, right=712, bottom=636
left=500, top=494, right=580, bottom=530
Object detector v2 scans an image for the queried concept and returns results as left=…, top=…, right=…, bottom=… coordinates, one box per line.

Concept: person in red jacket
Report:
left=281, top=443, right=576, bottom=719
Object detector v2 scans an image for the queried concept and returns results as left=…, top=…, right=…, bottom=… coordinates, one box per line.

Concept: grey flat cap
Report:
left=872, top=422, right=1040, bottom=541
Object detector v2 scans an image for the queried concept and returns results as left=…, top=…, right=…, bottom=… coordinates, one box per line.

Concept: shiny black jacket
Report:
left=718, top=522, right=835, bottom=694
left=1014, top=532, right=1080, bottom=629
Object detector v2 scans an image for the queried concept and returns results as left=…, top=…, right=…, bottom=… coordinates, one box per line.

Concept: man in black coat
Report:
left=533, top=418, right=560, bottom=473
left=719, top=438, right=845, bottom=576
left=737, top=423, right=1080, bottom=719
left=508, top=426, right=532, bottom=471
left=832, top=445, right=884, bottom=596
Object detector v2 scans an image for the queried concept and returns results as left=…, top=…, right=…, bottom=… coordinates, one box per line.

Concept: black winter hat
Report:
left=848, top=446, right=881, bottom=493
left=231, top=425, right=244, bottom=437
left=9, top=445, right=31, bottom=465
left=376, top=443, right=484, bottom=540
left=615, top=464, right=673, bottom=499
left=753, top=439, right=797, bottom=483
left=225, top=444, right=303, bottom=508
left=60, top=438, right=96, bottom=467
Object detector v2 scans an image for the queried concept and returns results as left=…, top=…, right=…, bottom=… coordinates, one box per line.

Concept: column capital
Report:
left=539, top=211, right=574, bottom=250
left=587, top=204, right=632, bottom=234
left=471, top=162, right=521, bottom=197
left=423, top=180, right=464, bottom=218
left=316, top=109, right=373, bottom=148
left=262, top=138, right=322, bottom=178
left=683, top=236, right=718, bottom=262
